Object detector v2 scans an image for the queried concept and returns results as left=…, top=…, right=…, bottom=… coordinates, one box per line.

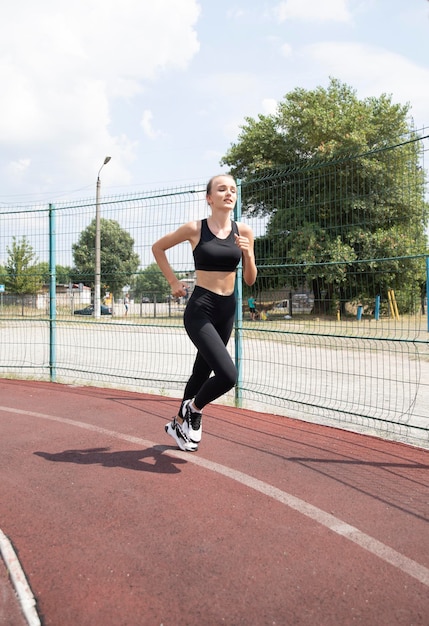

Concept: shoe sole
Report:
left=165, top=422, right=198, bottom=452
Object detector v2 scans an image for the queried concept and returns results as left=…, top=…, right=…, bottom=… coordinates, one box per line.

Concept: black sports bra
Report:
left=193, top=219, right=242, bottom=272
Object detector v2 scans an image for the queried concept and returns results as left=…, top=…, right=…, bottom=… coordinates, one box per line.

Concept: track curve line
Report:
left=0, top=528, right=41, bottom=626
left=1, top=404, right=428, bottom=589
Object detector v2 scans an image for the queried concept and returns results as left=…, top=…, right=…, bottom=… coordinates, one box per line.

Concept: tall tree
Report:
left=5, top=236, right=42, bottom=315
left=72, top=218, right=140, bottom=298
left=133, top=263, right=170, bottom=302
left=222, top=78, right=428, bottom=313
left=0, top=265, right=6, bottom=286
left=32, top=262, right=73, bottom=285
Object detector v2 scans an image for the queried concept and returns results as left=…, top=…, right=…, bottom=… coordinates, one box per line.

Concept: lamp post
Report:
left=94, top=156, right=111, bottom=319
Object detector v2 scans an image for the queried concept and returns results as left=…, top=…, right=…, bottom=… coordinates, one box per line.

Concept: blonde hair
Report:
left=206, top=174, right=235, bottom=195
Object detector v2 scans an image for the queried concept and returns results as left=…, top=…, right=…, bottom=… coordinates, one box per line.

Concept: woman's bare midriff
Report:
left=195, top=270, right=236, bottom=296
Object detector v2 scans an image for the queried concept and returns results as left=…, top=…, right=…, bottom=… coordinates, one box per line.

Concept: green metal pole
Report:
left=49, top=204, right=57, bottom=382
left=234, top=179, right=243, bottom=407
left=426, top=256, right=429, bottom=333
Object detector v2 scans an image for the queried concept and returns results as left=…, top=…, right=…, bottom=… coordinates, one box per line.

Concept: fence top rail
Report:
left=1, top=129, right=427, bottom=216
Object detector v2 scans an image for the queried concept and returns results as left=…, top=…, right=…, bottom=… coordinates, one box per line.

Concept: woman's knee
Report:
left=220, top=362, right=238, bottom=391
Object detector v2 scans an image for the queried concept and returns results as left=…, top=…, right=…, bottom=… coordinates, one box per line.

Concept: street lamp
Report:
left=94, top=156, right=111, bottom=319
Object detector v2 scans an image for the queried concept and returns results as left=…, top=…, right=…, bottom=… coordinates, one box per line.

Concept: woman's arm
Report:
left=152, top=222, right=198, bottom=298
left=235, top=223, right=257, bottom=286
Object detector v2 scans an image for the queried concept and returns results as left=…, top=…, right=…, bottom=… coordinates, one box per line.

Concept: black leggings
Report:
left=183, top=286, right=237, bottom=410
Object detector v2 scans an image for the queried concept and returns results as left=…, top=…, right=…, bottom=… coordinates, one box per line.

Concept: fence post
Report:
left=234, top=179, right=243, bottom=408
left=374, top=295, right=380, bottom=320
left=49, top=204, right=57, bottom=382
left=426, top=256, right=429, bottom=333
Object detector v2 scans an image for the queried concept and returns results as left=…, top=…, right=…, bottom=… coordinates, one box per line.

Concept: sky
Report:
left=1, top=0, right=429, bottom=207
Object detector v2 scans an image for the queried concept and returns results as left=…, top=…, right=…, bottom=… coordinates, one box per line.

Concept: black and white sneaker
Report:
left=165, top=417, right=198, bottom=452
left=180, top=399, right=202, bottom=444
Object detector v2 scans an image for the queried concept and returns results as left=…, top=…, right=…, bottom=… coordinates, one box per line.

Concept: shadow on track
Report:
left=34, top=445, right=186, bottom=474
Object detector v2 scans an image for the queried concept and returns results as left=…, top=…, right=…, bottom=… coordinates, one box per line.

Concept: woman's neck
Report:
left=208, top=213, right=231, bottom=233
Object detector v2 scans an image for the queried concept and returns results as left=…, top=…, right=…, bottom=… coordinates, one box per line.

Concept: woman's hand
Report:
left=170, top=279, right=188, bottom=298
left=235, top=226, right=257, bottom=286
left=234, top=233, right=252, bottom=255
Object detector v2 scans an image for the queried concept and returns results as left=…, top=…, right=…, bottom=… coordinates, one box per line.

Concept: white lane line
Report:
left=2, top=404, right=429, bottom=588
left=0, top=528, right=41, bottom=626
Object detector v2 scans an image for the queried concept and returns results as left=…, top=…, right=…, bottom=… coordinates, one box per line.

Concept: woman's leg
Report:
left=182, top=351, right=211, bottom=401
left=187, top=319, right=237, bottom=409
left=183, top=288, right=236, bottom=409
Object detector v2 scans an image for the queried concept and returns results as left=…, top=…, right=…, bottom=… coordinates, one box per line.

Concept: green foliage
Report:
left=133, top=263, right=170, bottom=301
left=32, top=262, right=72, bottom=285
left=0, top=264, right=6, bottom=285
left=222, top=78, right=411, bottom=181
left=5, top=236, right=42, bottom=294
left=72, top=218, right=140, bottom=298
left=221, top=78, right=428, bottom=313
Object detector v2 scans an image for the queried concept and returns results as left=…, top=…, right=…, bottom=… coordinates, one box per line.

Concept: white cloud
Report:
left=262, top=99, right=278, bottom=115
left=0, top=0, right=200, bottom=197
left=226, top=8, right=245, bottom=19
left=275, top=0, right=352, bottom=22
left=280, top=42, right=293, bottom=57
left=303, top=41, right=429, bottom=127
left=7, top=159, right=31, bottom=177
left=198, top=71, right=275, bottom=142
left=200, top=71, right=263, bottom=104
left=141, top=110, right=162, bottom=139
left=203, top=149, right=225, bottom=163
left=1, top=0, right=427, bottom=203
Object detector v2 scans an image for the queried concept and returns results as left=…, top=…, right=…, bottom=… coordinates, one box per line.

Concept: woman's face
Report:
left=207, top=176, right=237, bottom=210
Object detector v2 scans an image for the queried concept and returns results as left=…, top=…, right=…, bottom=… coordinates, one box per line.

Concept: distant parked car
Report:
left=274, top=299, right=289, bottom=312
left=74, top=305, right=112, bottom=316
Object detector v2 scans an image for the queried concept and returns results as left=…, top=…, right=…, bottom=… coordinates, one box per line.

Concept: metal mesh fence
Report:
left=1, top=134, right=428, bottom=448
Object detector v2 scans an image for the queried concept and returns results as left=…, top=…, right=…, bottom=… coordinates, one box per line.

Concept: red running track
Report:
left=0, top=378, right=428, bottom=625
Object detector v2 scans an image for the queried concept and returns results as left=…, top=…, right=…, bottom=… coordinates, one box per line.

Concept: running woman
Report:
left=152, top=174, right=257, bottom=451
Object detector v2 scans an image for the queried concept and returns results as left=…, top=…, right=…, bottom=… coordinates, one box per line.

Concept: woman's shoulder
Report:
left=177, top=219, right=202, bottom=247
left=183, top=219, right=202, bottom=236
left=156, top=220, right=201, bottom=248
left=173, top=219, right=200, bottom=236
